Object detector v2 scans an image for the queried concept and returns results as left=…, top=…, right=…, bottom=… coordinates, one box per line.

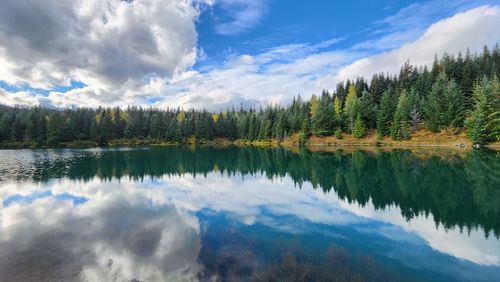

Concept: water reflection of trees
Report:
left=26, top=146, right=500, bottom=238
left=197, top=223, right=398, bottom=282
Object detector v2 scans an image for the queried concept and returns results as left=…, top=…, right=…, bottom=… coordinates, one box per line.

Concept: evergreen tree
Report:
left=358, top=90, right=377, bottom=129
left=465, top=77, right=500, bottom=144
left=47, top=111, right=65, bottom=144
left=10, top=115, right=25, bottom=141
left=333, top=95, right=342, bottom=128
left=352, top=114, right=366, bottom=139
left=312, top=97, right=334, bottom=136
left=424, top=72, right=465, bottom=131
left=343, top=85, right=359, bottom=134
left=376, top=90, right=395, bottom=136
left=100, top=110, right=114, bottom=144
left=390, top=90, right=411, bottom=140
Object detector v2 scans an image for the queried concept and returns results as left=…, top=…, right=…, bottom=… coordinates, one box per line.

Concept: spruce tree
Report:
left=390, top=90, right=411, bottom=140
left=465, top=77, right=500, bottom=144
left=358, top=90, right=377, bottom=129
left=424, top=72, right=465, bottom=131
left=376, top=90, right=395, bottom=136
left=312, top=99, right=334, bottom=136
left=343, top=85, right=359, bottom=134
left=352, top=114, right=366, bottom=139
left=333, top=95, right=342, bottom=128
left=47, top=111, right=65, bottom=144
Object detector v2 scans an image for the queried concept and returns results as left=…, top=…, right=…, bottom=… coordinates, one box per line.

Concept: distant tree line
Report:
left=0, top=45, right=499, bottom=146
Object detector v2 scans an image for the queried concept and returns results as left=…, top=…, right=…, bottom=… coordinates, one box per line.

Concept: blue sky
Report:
left=196, top=0, right=416, bottom=63
left=0, top=0, right=498, bottom=109
left=195, top=0, right=498, bottom=64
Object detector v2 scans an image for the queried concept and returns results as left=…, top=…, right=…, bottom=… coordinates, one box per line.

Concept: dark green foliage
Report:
left=390, top=90, right=411, bottom=140
left=358, top=90, right=377, bottom=129
left=376, top=90, right=395, bottom=136
left=424, top=73, right=466, bottom=132
left=465, top=77, right=500, bottom=144
left=311, top=90, right=335, bottom=136
left=46, top=111, right=65, bottom=144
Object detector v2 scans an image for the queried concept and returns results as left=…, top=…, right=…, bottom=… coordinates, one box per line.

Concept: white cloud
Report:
left=159, top=5, right=500, bottom=110
left=339, top=198, right=500, bottom=266
left=0, top=184, right=202, bottom=281
left=0, top=3, right=499, bottom=110
left=155, top=39, right=359, bottom=110
left=1, top=172, right=499, bottom=271
left=0, top=0, right=203, bottom=107
left=336, top=6, right=500, bottom=82
left=213, top=0, right=268, bottom=35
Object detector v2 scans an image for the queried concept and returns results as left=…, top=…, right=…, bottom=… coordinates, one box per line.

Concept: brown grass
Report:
left=307, top=129, right=475, bottom=149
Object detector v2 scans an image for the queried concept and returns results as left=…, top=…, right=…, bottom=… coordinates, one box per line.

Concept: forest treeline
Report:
left=0, top=45, right=499, bottom=147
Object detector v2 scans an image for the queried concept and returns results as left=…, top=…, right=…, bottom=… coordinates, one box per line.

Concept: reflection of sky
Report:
left=3, top=190, right=88, bottom=207
left=0, top=173, right=499, bottom=281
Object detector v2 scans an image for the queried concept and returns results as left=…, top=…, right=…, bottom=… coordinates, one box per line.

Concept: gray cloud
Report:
left=0, top=196, right=201, bottom=281
left=0, top=2, right=499, bottom=110
left=0, top=0, right=201, bottom=105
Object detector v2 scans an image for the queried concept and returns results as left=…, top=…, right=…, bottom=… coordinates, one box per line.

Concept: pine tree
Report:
left=274, top=111, right=287, bottom=140
left=100, top=110, right=114, bottom=144
left=312, top=98, right=334, bottom=136
left=376, top=90, right=395, bottom=136
left=352, top=114, right=366, bottom=139
left=424, top=72, right=465, bottom=131
left=358, top=90, right=377, bottom=129
left=343, top=85, right=359, bottom=134
left=465, top=77, right=500, bottom=144
left=47, top=111, right=65, bottom=144
left=390, top=90, right=411, bottom=140
left=444, top=78, right=466, bottom=128
left=333, top=95, right=342, bottom=128
left=10, top=115, right=25, bottom=141
left=309, top=95, right=318, bottom=118
left=299, top=118, right=310, bottom=146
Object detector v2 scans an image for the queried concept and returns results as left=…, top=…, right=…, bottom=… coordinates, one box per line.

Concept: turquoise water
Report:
left=0, top=147, right=498, bottom=281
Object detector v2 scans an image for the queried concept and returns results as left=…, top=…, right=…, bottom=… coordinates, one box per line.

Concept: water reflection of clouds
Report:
left=339, top=198, right=500, bottom=266
left=1, top=171, right=499, bottom=280
left=163, top=173, right=500, bottom=267
left=0, top=186, right=201, bottom=281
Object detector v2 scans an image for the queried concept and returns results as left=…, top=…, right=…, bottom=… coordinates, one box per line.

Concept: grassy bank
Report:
left=0, top=139, right=179, bottom=149
left=307, top=130, right=475, bottom=148
left=1, top=129, right=498, bottom=150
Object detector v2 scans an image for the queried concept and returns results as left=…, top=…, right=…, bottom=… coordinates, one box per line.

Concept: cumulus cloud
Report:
left=0, top=183, right=201, bottom=281
left=0, top=0, right=202, bottom=107
left=156, top=39, right=358, bottom=110
left=336, top=6, right=500, bottom=82
left=160, top=5, right=500, bottom=110
left=0, top=3, right=499, bottom=110
left=1, top=171, right=499, bottom=270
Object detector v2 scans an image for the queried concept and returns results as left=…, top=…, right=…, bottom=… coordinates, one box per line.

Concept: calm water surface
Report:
left=0, top=146, right=499, bottom=281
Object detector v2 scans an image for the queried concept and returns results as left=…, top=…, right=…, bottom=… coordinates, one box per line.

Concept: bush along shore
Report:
left=1, top=45, right=499, bottom=150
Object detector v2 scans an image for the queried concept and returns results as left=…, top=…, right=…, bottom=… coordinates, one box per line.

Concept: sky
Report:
left=0, top=0, right=499, bottom=110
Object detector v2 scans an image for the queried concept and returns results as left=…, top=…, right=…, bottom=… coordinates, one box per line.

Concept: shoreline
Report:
left=1, top=131, right=499, bottom=151
left=1, top=141, right=499, bottom=151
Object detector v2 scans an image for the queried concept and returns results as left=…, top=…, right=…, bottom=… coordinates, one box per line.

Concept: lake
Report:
left=0, top=146, right=498, bottom=281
